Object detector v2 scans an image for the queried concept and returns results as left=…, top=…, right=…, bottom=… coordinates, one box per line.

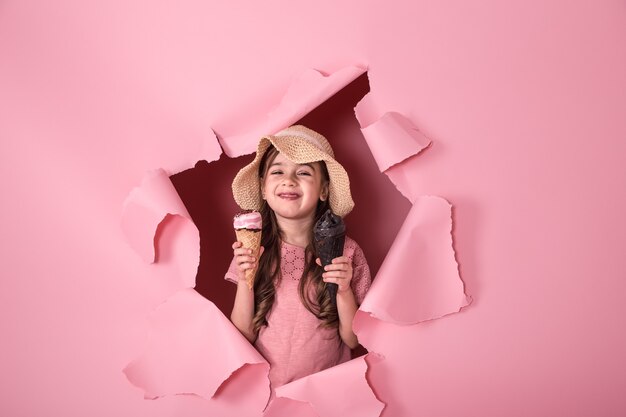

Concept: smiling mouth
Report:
left=278, top=193, right=301, bottom=200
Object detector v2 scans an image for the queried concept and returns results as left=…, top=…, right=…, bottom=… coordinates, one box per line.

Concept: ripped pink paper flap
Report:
left=352, top=91, right=467, bottom=323
left=355, top=93, right=432, bottom=173
left=121, top=168, right=194, bottom=263
left=273, top=354, right=384, bottom=417
left=359, top=111, right=431, bottom=173
left=123, top=288, right=269, bottom=400
left=121, top=167, right=271, bottom=402
left=359, top=195, right=470, bottom=324
left=220, top=66, right=367, bottom=158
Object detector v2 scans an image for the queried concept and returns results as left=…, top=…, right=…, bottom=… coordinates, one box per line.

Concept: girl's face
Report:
left=261, top=151, right=328, bottom=223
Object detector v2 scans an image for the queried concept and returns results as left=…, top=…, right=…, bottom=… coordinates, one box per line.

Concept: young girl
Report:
left=224, top=125, right=371, bottom=395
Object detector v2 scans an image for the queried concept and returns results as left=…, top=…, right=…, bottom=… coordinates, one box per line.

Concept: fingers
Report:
left=321, top=255, right=352, bottom=292
left=316, top=256, right=348, bottom=267
left=331, top=256, right=350, bottom=265
left=232, top=242, right=264, bottom=272
left=237, top=254, right=257, bottom=265
left=240, top=246, right=264, bottom=267
left=234, top=247, right=253, bottom=256
left=322, top=270, right=350, bottom=279
left=322, top=273, right=351, bottom=292
left=232, top=242, right=263, bottom=256
left=322, top=257, right=351, bottom=272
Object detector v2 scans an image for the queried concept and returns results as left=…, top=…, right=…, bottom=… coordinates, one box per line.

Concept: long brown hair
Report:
left=251, top=145, right=339, bottom=334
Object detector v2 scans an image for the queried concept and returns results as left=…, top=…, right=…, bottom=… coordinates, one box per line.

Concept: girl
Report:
left=224, top=125, right=371, bottom=395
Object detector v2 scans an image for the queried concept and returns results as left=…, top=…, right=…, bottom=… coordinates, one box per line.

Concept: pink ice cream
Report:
left=233, top=210, right=263, bottom=289
left=233, top=210, right=262, bottom=230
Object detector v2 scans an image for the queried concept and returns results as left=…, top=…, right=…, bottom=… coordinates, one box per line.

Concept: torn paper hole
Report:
left=121, top=64, right=470, bottom=415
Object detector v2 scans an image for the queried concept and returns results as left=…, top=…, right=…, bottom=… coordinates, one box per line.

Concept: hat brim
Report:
left=232, top=134, right=354, bottom=218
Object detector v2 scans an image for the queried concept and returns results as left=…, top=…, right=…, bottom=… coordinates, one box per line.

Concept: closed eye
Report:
left=270, top=170, right=283, bottom=175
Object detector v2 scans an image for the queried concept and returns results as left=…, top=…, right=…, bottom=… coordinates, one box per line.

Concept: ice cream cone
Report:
left=235, top=228, right=262, bottom=289
left=313, top=209, right=346, bottom=307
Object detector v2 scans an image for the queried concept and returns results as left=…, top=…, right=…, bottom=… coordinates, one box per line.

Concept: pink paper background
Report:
left=2, top=1, right=625, bottom=416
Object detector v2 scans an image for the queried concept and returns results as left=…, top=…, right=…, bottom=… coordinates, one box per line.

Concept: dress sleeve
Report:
left=224, top=254, right=240, bottom=284
left=344, top=237, right=372, bottom=305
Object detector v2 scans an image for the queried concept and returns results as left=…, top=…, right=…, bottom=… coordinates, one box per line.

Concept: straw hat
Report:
left=232, top=125, right=354, bottom=218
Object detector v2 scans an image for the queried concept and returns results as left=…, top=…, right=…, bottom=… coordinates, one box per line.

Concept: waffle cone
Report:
left=235, top=228, right=262, bottom=289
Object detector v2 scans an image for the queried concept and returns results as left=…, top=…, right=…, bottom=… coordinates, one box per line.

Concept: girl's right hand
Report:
left=232, top=241, right=264, bottom=283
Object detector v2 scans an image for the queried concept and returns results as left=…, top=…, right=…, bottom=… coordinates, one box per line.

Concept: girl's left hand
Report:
left=316, top=256, right=353, bottom=293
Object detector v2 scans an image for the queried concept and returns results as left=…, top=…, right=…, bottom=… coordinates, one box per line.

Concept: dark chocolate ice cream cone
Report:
left=313, top=209, right=346, bottom=307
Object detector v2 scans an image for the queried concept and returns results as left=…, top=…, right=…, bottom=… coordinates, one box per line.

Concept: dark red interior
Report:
left=170, top=73, right=411, bottom=356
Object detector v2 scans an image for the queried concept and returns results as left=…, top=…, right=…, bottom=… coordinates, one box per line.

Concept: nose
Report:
left=281, top=172, right=297, bottom=186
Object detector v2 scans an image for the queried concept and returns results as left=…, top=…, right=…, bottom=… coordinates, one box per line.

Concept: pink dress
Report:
left=225, top=236, right=372, bottom=394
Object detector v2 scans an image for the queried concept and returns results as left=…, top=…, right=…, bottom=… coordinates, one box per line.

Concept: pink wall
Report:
left=1, top=0, right=625, bottom=416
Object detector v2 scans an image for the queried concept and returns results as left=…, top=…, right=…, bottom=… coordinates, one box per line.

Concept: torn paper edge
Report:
left=121, top=168, right=194, bottom=263
left=357, top=195, right=471, bottom=325
left=122, top=288, right=270, bottom=401
left=274, top=353, right=385, bottom=417
left=363, top=353, right=387, bottom=416
left=198, top=128, right=223, bottom=165
left=121, top=167, right=270, bottom=402
left=219, top=65, right=368, bottom=158
left=355, top=92, right=432, bottom=174
left=353, top=91, right=470, bottom=324
left=123, top=331, right=270, bottom=402
left=120, top=127, right=221, bottom=262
